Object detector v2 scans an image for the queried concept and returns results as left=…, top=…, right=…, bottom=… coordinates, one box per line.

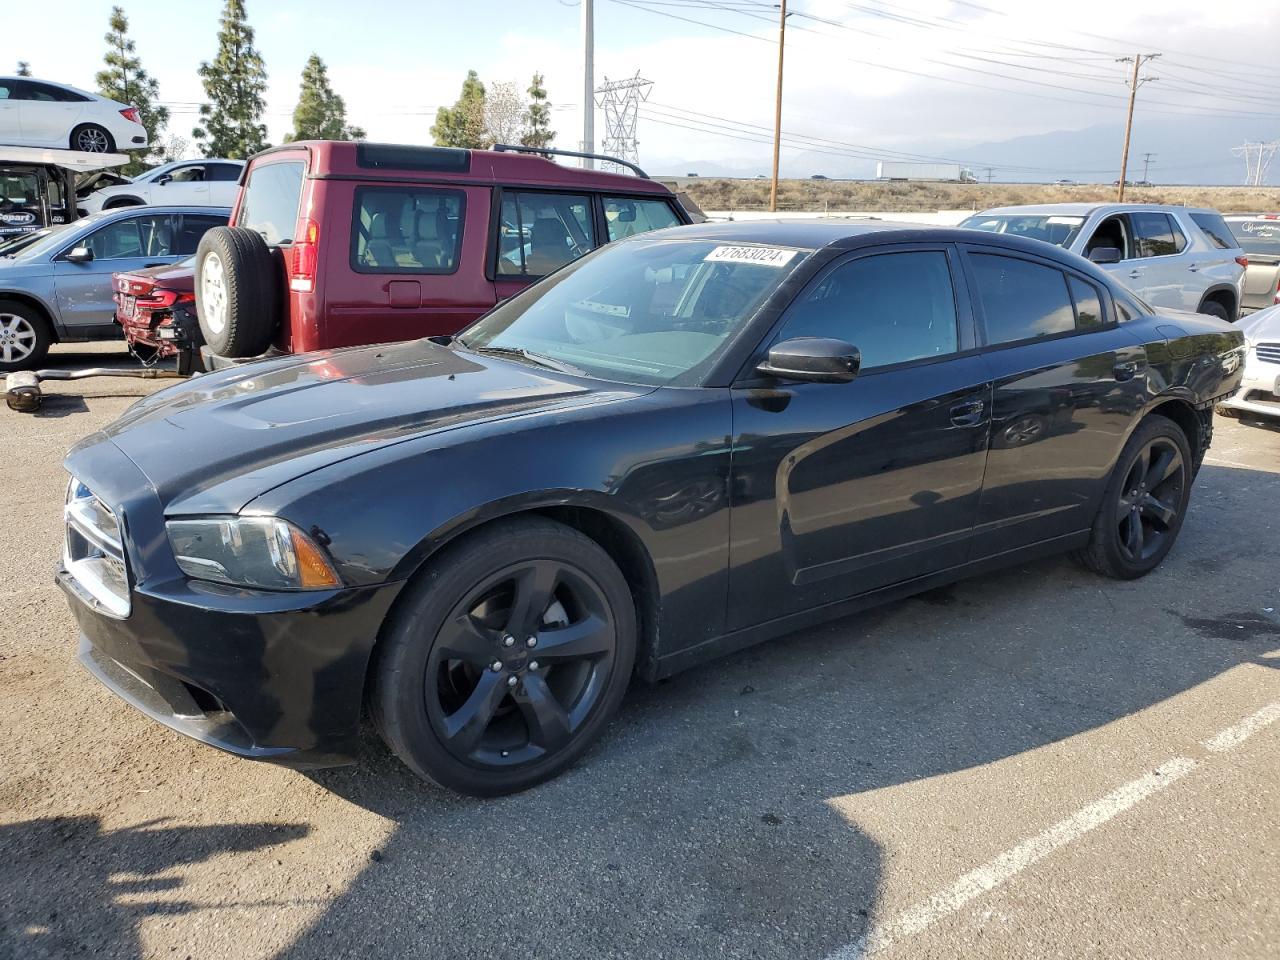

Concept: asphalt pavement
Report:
left=1, top=342, right=1276, bottom=960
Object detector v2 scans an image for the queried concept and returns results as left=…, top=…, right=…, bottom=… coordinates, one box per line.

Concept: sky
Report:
left=8, top=0, right=1280, bottom=183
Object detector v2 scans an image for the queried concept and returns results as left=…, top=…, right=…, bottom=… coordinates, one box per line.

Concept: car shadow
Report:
left=274, top=461, right=1279, bottom=959
left=0, top=816, right=309, bottom=960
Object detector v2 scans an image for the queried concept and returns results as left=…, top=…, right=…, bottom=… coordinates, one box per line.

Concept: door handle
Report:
left=1113, top=360, right=1140, bottom=382
left=1187, top=263, right=1198, bottom=272
left=949, top=399, right=985, bottom=426
left=1127, top=270, right=1142, bottom=279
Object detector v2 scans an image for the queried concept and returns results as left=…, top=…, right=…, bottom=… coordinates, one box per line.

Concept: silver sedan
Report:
left=0, top=205, right=227, bottom=370
left=1219, top=303, right=1280, bottom=421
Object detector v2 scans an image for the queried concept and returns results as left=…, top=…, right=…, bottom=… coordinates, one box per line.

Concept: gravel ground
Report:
left=1, top=341, right=1277, bottom=960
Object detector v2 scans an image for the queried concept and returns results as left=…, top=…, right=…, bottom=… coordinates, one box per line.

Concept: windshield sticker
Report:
left=704, top=245, right=798, bottom=267
left=573, top=299, right=631, bottom=318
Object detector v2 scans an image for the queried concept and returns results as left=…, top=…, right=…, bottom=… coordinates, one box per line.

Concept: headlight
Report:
left=166, top=517, right=341, bottom=591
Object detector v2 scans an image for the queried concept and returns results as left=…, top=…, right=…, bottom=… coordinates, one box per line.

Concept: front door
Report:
left=727, top=245, right=991, bottom=630
left=961, top=246, right=1149, bottom=556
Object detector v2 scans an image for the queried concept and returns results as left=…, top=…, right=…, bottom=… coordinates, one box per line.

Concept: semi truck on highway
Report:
left=876, top=161, right=976, bottom=182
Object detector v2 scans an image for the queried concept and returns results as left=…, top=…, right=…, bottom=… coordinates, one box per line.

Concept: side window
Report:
left=209, top=163, right=243, bottom=182
left=1083, top=215, right=1129, bottom=259
left=777, top=251, right=959, bottom=369
left=496, top=191, right=594, bottom=277
left=26, top=82, right=87, bottom=102
left=169, top=165, right=206, bottom=183
left=352, top=186, right=464, bottom=274
left=175, top=215, right=228, bottom=255
left=971, top=253, right=1075, bottom=345
left=1190, top=212, right=1236, bottom=250
left=1068, top=275, right=1104, bottom=329
left=1131, top=212, right=1180, bottom=258
left=603, top=197, right=680, bottom=241
left=77, top=215, right=175, bottom=260
left=237, top=160, right=304, bottom=246
left=0, top=82, right=13, bottom=100
left=1169, top=217, right=1187, bottom=253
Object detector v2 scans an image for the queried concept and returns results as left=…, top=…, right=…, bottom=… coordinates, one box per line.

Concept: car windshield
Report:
left=459, top=238, right=809, bottom=386
left=960, top=214, right=1086, bottom=248
left=1228, top=219, right=1280, bottom=257
left=4, top=213, right=109, bottom=260
left=0, top=227, right=53, bottom=256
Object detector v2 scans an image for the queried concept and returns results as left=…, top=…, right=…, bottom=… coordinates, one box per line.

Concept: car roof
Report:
left=248, top=141, right=676, bottom=196
left=973, top=202, right=1221, bottom=218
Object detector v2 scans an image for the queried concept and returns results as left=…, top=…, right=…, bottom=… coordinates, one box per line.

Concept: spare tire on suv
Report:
left=195, top=226, right=281, bottom=358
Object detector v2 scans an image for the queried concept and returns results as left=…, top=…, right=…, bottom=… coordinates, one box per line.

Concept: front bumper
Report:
left=1219, top=354, right=1280, bottom=419
left=60, top=566, right=403, bottom=767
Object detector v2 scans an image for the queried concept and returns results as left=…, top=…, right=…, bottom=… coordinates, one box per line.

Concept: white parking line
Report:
left=825, top=700, right=1280, bottom=959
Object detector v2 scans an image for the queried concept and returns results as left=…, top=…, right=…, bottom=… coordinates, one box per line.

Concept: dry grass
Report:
left=680, top=178, right=1280, bottom=214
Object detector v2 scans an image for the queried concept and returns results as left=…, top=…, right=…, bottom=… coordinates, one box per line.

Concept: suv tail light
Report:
left=120, top=107, right=140, bottom=124
left=290, top=219, right=319, bottom=293
left=1235, top=255, right=1249, bottom=268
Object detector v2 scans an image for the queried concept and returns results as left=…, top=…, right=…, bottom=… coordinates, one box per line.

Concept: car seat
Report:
left=525, top=217, right=572, bottom=275
left=413, top=209, right=445, bottom=269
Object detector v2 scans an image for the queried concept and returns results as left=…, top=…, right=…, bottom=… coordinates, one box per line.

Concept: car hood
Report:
left=1240, top=304, right=1280, bottom=344
left=69, top=339, right=651, bottom=515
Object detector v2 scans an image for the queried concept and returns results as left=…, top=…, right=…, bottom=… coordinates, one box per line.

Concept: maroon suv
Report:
left=191, top=141, right=693, bottom=363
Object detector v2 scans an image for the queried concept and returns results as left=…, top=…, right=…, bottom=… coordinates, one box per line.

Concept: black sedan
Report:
left=60, top=221, right=1245, bottom=796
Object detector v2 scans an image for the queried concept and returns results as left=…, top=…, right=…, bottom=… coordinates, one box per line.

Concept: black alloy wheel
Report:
left=1115, top=436, right=1184, bottom=564
left=371, top=518, right=636, bottom=796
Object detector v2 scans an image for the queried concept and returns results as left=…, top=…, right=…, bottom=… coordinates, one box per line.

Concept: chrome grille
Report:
left=64, top=478, right=131, bottom=618
left=1256, top=342, right=1280, bottom=365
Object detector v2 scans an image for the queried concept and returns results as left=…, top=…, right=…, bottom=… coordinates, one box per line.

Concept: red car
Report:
left=192, top=141, right=693, bottom=365
left=113, top=258, right=204, bottom=371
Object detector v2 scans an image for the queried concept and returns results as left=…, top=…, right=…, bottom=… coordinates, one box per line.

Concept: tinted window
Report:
left=1131, top=213, right=1180, bottom=257
left=1068, top=276, right=1103, bottom=329
left=1228, top=218, right=1280, bottom=256
left=352, top=186, right=464, bottom=274
left=175, top=214, right=227, bottom=255
left=21, top=82, right=87, bottom=103
left=208, top=163, right=243, bottom=183
left=1191, top=211, right=1236, bottom=250
left=237, top=161, right=304, bottom=246
left=604, top=197, right=680, bottom=241
left=1170, top=217, right=1187, bottom=252
left=77, top=215, right=175, bottom=259
left=778, top=251, right=958, bottom=368
left=497, top=192, right=595, bottom=277
left=0, top=82, right=14, bottom=100
left=971, top=254, right=1075, bottom=345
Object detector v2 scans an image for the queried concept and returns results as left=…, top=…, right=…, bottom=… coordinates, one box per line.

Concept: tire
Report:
left=0, top=300, right=53, bottom=372
left=70, top=124, right=114, bottom=153
left=1072, top=414, right=1193, bottom=580
left=1197, top=298, right=1230, bottom=322
left=194, top=227, right=280, bottom=358
left=370, top=517, right=637, bottom=796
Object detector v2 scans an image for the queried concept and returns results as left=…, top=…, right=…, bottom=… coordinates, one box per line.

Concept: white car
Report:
left=79, top=159, right=245, bottom=215
left=1218, top=304, right=1280, bottom=421
left=961, top=203, right=1247, bottom=321
left=0, top=76, right=147, bottom=153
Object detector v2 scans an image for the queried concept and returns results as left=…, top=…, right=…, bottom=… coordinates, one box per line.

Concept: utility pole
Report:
left=769, top=0, right=787, bottom=213
left=582, top=0, right=594, bottom=169
left=1140, top=152, right=1156, bottom=184
left=983, top=166, right=994, bottom=183
left=1116, top=52, right=1160, bottom=202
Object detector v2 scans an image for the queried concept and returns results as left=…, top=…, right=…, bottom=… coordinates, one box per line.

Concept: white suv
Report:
left=79, top=159, right=245, bottom=215
left=0, top=76, right=147, bottom=153
left=961, top=203, right=1246, bottom=321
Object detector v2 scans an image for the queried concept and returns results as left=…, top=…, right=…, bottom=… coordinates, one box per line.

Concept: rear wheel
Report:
left=371, top=518, right=636, bottom=796
left=70, top=124, right=114, bottom=153
left=0, top=300, right=52, bottom=372
left=1073, top=415, right=1192, bottom=579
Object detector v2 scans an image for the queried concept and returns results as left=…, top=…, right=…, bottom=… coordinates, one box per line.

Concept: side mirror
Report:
left=1088, top=246, right=1122, bottom=264
left=63, top=246, right=94, bottom=263
left=757, top=337, right=861, bottom=384
left=156, top=174, right=173, bottom=185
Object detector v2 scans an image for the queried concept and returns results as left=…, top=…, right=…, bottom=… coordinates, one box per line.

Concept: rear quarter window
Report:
left=351, top=186, right=464, bottom=274
left=237, top=160, right=305, bottom=246
left=1190, top=212, right=1237, bottom=250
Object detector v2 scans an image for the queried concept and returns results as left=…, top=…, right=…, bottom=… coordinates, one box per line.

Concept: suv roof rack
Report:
left=492, top=143, right=648, bottom=179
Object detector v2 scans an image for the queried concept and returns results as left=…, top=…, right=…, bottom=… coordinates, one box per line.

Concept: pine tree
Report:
left=16, top=62, right=32, bottom=77
left=287, top=54, right=365, bottom=142
left=94, top=6, right=168, bottom=173
left=431, top=70, right=488, bottom=149
left=521, top=73, right=555, bottom=151
left=192, top=0, right=269, bottom=159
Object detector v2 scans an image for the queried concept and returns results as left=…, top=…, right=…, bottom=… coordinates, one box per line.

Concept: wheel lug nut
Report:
left=490, top=660, right=503, bottom=672
left=526, top=636, right=537, bottom=648
left=502, top=635, right=515, bottom=647
left=507, top=675, right=518, bottom=687
left=529, top=660, right=539, bottom=670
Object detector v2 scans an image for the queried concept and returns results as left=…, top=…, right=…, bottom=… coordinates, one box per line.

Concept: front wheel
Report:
left=371, top=518, right=637, bottom=796
left=1197, top=299, right=1230, bottom=322
left=1073, top=415, right=1193, bottom=579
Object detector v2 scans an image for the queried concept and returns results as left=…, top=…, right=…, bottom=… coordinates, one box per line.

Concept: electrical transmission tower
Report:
left=595, top=72, right=652, bottom=172
left=1232, top=141, right=1280, bottom=186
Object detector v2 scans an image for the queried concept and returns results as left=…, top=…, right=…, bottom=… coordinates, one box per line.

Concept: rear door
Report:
left=1129, top=211, right=1195, bottom=310
left=962, top=245, right=1148, bottom=556
left=14, top=81, right=84, bottom=146
left=727, top=244, right=991, bottom=628
left=53, top=213, right=182, bottom=332
left=0, top=80, right=20, bottom=140
left=207, top=163, right=244, bottom=207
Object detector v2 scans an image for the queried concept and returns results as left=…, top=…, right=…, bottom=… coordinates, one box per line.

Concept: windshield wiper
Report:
left=470, top=344, right=585, bottom=375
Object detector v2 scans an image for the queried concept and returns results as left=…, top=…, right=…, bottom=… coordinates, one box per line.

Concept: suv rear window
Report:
left=237, top=160, right=304, bottom=246
left=352, top=186, right=464, bottom=274
left=1190, top=211, right=1237, bottom=250
left=1228, top=218, right=1280, bottom=256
